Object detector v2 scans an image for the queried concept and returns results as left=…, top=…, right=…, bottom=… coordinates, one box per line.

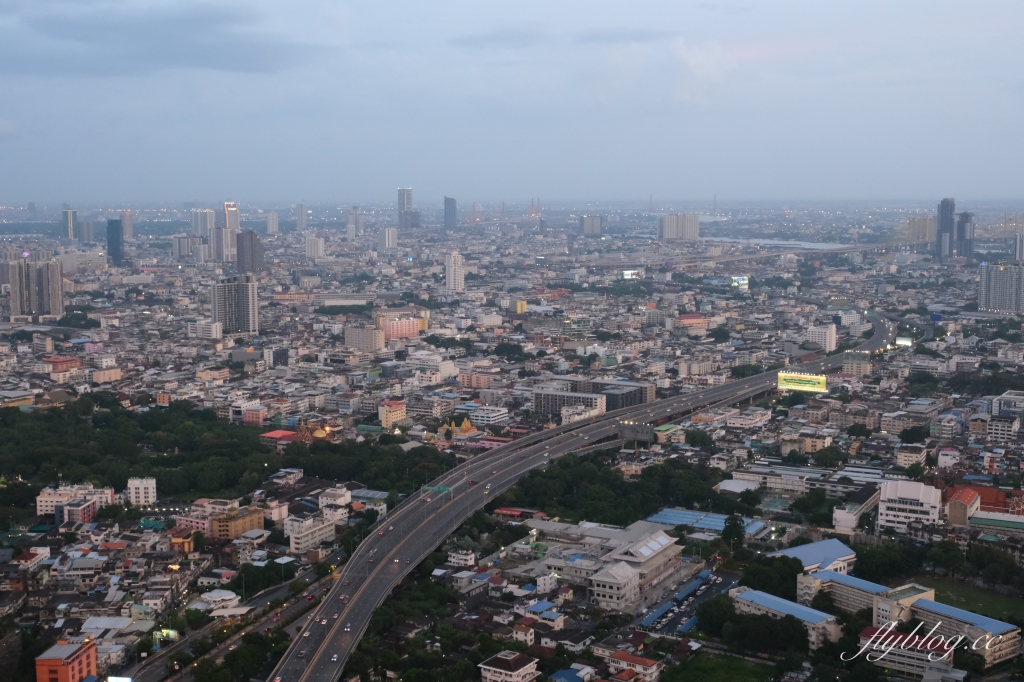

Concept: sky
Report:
left=1, top=0, right=1022, bottom=206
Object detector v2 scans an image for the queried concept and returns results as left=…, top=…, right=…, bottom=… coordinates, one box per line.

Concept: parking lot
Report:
left=638, top=570, right=740, bottom=635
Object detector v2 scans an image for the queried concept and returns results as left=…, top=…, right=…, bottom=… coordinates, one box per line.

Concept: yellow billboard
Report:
left=777, top=372, right=828, bottom=393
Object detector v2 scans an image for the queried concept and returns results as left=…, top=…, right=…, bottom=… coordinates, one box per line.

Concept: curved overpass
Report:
left=271, top=316, right=896, bottom=682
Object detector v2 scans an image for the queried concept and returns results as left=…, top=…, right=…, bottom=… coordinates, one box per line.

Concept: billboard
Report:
left=895, top=337, right=914, bottom=347
left=777, top=372, right=828, bottom=393
left=731, top=276, right=749, bottom=290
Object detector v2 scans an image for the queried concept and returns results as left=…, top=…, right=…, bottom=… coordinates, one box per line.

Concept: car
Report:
left=275, top=677, right=282, bottom=682
left=389, top=525, right=394, bottom=531
left=492, top=470, right=497, bottom=474
left=435, top=504, right=441, bottom=508
left=297, top=651, right=306, bottom=658
left=322, top=586, right=329, bottom=591
left=484, top=490, right=489, bottom=494
left=519, top=455, right=524, bottom=459
left=405, top=559, right=411, bottom=564
left=394, top=558, right=399, bottom=563
left=544, top=454, right=549, bottom=458
left=378, top=531, right=384, bottom=536
left=485, top=483, right=491, bottom=489
left=468, top=480, right=475, bottom=485
left=424, top=497, right=431, bottom=502
left=331, top=654, right=339, bottom=662
left=303, top=632, right=309, bottom=637
left=369, top=558, right=375, bottom=563
left=333, top=614, right=339, bottom=619
left=264, top=627, right=270, bottom=632
left=342, top=581, right=349, bottom=586
left=322, top=619, right=328, bottom=625
left=344, top=623, right=352, bottom=631
left=228, top=645, right=237, bottom=651
left=306, top=595, right=313, bottom=600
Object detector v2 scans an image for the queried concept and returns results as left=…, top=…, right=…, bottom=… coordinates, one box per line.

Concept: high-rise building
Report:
left=444, top=196, right=457, bottom=231
left=10, top=259, right=64, bottom=317
left=1015, top=234, right=1024, bottom=262
left=658, top=214, right=699, bottom=241
left=397, top=188, right=412, bottom=216
left=908, top=215, right=936, bottom=242
left=445, top=251, right=465, bottom=293
left=120, top=210, right=134, bottom=241
left=346, top=206, right=363, bottom=240
left=237, top=230, right=264, bottom=273
left=210, top=274, right=258, bottom=333
left=344, top=325, right=385, bottom=353
left=126, top=477, right=157, bottom=507
left=979, top=262, right=1024, bottom=313
left=399, top=210, right=421, bottom=231
left=295, top=203, right=307, bottom=232
left=936, top=198, right=956, bottom=263
left=211, top=228, right=236, bottom=262
left=266, top=211, right=279, bottom=234
left=107, top=219, right=125, bottom=266
left=305, top=236, right=325, bottom=259
left=191, top=208, right=216, bottom=238
left=380, top=227, right=398, bottom=251
left=581, top=215, right=602, bottom=236
left=805, top=323, right=838, bottom=352
left=224, top=202, right=241, bottom=231
left=77, top=221, right=95, bottom=243
left=61, top=209, right=76, bottom=239
left=956, top=212, right=975, bottom=259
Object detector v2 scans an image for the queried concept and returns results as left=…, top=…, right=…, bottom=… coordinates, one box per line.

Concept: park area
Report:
left=910, top=575, right=1024, bottom=623
left=662, top=654, right=774, bottom=682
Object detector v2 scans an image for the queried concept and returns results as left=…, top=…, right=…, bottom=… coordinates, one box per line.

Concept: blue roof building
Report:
left=732, top=588, right=840, bottom=649
left=769, top=538, right=856, bottom=573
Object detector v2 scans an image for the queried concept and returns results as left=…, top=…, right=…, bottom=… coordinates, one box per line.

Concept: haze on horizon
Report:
left=0, top=0, right=1020, bottom=206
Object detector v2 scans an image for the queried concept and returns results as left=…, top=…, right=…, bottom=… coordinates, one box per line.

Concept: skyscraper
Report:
left=120, top=210, right=134, bottom=241
left=380, top=227, right=398, bottom=251
left=266, top=211, right=279, bottom=234
left=909, top=215, right=936, bottom=242
left=979, top=263, right=1024, bottom=313
left=107, top=219, right=125, bottom=266
left=445, top=251, right=465, bottom=293
left=581, top=215, right=602, bottom=236
left=77, top=221, right=95, bottom=243
left=936, top=198, right=956, bottom=263
left=237, top=230, right=264, bottom=273
left=191, top=208, right=216, bottom=238
left=397, top=188, right=412, bottom=214
left=444, top=197, right=457, bottom=231
left=346, top=206, right=362, bottom=240
left=61, top=209, right=76, bottom=240
left=295, top=203, right=307, bottom=232
left=211, top=228, right=236, bottom=262
left=658, top=214, right=699, bottom=241
left=224, top=202, right=241, bottom=231
left=956, top=212, right=975, bottom=259
left=1015, top=234, right=1024, bottom=262
left=10, top=259, right=64, bottom=317
left=305, top=236, right=325, bottom=259
left=210, top=274, right=259, bottom=333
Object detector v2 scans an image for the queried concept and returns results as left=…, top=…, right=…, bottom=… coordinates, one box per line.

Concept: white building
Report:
left=805, top=323, right=838, bottom=353
left=877, top=480, right=942, bottom=533
left=445, top=251, right=465, bottom=293
left=470, top=406, right=510, bottom=426
left=478, top=651, right=540, bottom=682
left=448, top=549, right=476, bottom=567
left=36, top=483, right=115, bottom=516
left=561, top=404, right=603, bottom=424
left=305, top=236, right=325, bottom=259
left=318, top=487, right=351, bottom=508
left=285, top=511, right=336, bottom=554
left=187, top=319, right=223, bottom=339
left=126, top=477, right=157, bottom=507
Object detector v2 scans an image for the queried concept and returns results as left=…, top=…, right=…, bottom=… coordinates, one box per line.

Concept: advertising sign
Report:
left=777, top=372, right=828, bottom=393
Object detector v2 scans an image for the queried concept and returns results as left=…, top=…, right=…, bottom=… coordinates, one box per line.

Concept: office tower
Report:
left=77, top=221, right=95, bottom=243
left=61, top=209, right=76, bottom=239
left=210, top=274, right=259, bottom=333
left=305, top=236, right=325, bottom=259
left=191, top=208, right=216, bottom=238
left=120, top=210, right=134, bottom=241
left=346, top=206, right=362, bottom=239
left=266, top=211, right=279, bottom=234
left=237, top=230, right=265, bottom=273
left=445, top=251, right=465, bottom=293
left=211, top=228, right=237, bottom=262
left=956, top=212, right=975, bottom=259
left=908, top=215, right=936, bottom=242
left=581, top=215, right=602, bottom=236
left=380, top=227, right=398, bottom=251
left=295, top=203, right=307, bottom=232
left=444, top=197, right=457, bottom=231
left=979, top=263, right=1024, bottom=313
left=1015, top=234, right=1024, bottom=262
left=10, top=259, right=64, bottom=317
left=224, top=202, right=241, bottom=231
left=397, top=188, right=412, bottom=215
left=936, top=198, right=956, bottom=263
left=107, top=219, right=125, bottom=266
left=399, top=210, right=421, bottom=231
left=658, top=214, right=699, bottom=241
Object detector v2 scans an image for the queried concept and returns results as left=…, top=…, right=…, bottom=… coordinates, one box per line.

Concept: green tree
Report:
left=899, top=425, right=928, bottom=443
left=847, top=423, right=871, bottom=438
left=906, top=462, right=925, bottom=480
left=684, top=430, right=713, bottom=448
left=192, top=532, right=205, bottom=552
left=708, top=327, right=731, bottom=342
left=722, top=515, right=745, bottom=550
left=812, top=445, right=843, bottom=467
left=695, top=594, right=735, bottom=637
left=314, top=562, right=331, bottom=579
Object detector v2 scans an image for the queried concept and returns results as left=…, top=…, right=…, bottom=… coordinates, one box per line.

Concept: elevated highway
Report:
left=271, top=316, right=896, bottom=682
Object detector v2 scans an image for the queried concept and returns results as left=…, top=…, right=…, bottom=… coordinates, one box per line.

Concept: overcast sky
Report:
left=0, top=1, right=1021, bottom=206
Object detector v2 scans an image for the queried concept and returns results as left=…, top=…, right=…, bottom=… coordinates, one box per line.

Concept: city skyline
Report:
left=1, top=2, right=1023, bottom=203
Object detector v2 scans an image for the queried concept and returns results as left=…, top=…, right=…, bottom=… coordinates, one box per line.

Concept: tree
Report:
left=730, top=365, right=763, bottom=379
left=695, top=594, right=735, bottom=636
left=812, top=446, right=843, bottom=467
left=906, top=462, right=925, bottom=480
left=738, top=489, right=762, bottom=507
left=314, top=562, right=331, bottom=579
left=192, top=532, right=205, bottom=552
left=722, top=515, right=745, bottom=549
left=739, top=556, right=804, bottom=600
left=899, top=425, right=929, bottom=443
left=858, top=512, right=874, bottom=530
left=847, top=423, right=871, bottom=438
left=708, top=327, right=731, bottom=342
left=684, top=430, right=713, bottom=448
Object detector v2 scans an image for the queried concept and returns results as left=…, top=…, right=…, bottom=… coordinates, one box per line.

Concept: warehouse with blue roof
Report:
left=730, top=586, right=841, bottom=649
left=911, top=599, right=1021, bottom=668
left=768, top=538, right=857, bottom=574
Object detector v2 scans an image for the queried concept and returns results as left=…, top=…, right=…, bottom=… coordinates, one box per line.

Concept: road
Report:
left=269, top=316, right=897, bottom=682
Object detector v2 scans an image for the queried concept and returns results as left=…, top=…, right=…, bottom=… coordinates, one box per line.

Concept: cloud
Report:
left=672, top=39, right=738, bottom=82
left=572, top=28, right=679, bottom=46
left=0, top=1, right=320, bottom=76
left=448, top=25, right=548, bottom=49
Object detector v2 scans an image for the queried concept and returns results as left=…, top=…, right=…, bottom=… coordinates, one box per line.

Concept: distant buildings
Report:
left=120, top=210, right=134, bottom=241
left=658, top=214, right=699, bottom=241
left=295, top=202, right=307, bottom=231
left=224, top=201, right=241, bottom=231
left=956, top=211, right=974, bottom=258
left=210, top=274, right=259, bottom=334
left=345, top=325, right=384, bottom=353
left=266, top=210, right=279, bottom=234
left=936, top=197, right=956, bottom=263
left=580, top=215, right=602, bottom=236
left=978, top=263, right=1024, bottom=313
left=445, top=251, right=465, bottom=293
left=305, top=235, right=325, bottom=260
left=61, top=209, right=76, bottom=240
left=191, top=208, right=216, bottom=238
left=380, top=227, right=398, bottom=251
left=444, top=196, right=457, bottom=231
left=346, top=206, right=363, bottom=239
left=10, top=259, right=64, bottom=317
left=908, top=214, right=935, bottom=242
